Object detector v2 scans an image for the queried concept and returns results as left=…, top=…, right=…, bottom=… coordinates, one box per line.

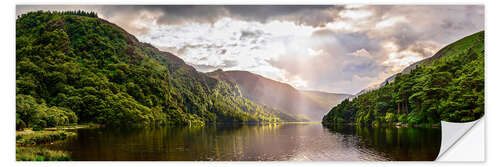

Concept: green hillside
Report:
left=16, top=11, right=282, bottom=129
left=322, top=31, right=484, bottom=126
left=207, top=70, right=351, bottom=121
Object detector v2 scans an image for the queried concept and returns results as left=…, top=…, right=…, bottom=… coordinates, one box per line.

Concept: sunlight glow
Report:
left=325, top=21, right=354, bottom=31
left=383, top=41, right=399, bottom=52
left=307, top=48, right=324, bottom=57
left=289, top=76, right=309, bottom=89
left=339, top=10, right=373, bottom=20
left=263, top=20, right=316, bottom=37
left=375, top=17, right=407, bottom=29
left=384, top=50, right=424, bottom=72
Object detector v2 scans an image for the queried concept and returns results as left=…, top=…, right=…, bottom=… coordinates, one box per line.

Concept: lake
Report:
left=47, top=123, right=441, bottom=161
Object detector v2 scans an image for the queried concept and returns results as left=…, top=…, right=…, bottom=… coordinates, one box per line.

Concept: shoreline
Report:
left=321, top=122, right=442, bottom=128
left=15, top=124, right=95, bottom=161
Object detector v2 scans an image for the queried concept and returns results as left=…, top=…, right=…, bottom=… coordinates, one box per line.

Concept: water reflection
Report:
left=49, top=123, right=441, bottom=161
left=323, top=124, right=441, bottom=161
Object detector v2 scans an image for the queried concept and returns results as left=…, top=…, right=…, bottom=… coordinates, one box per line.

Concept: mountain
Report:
left=299, top=90, right=352, bottom=110
left=355, top=31, right=486, bottom=97
left=207, top=70, right=351, bottom=121
left=16, top=11, right=287, bottom=128
left=323, top=31, right=484, bottom=125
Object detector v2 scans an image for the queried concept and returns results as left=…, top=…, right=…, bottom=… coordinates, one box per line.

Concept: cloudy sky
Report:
left=17, top=5, right=484, bottom=94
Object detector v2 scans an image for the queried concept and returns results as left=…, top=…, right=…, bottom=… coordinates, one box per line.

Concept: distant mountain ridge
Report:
left=299, top=90, right=352, bottom=110
left=208, top=69, right=352, bottom=121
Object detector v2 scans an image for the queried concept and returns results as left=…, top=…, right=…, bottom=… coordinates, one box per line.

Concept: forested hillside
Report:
left=16, top=11, right=282, bottom=129
left=208, top=70, right=351, bottom=121
left=323, top=31, right=484, bottom=126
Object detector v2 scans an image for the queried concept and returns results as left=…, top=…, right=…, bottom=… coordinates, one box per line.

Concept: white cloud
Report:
left=339, top=10, right=373, bottom=20
left=375, top=17, right=407, bottom=29
left=17, top=5, right=483, bottom=94
left=138, top=17, right=321, bottom=88
left=133, top=5, right=482, bottom=94
left=349, top=49, right=372, bottom=58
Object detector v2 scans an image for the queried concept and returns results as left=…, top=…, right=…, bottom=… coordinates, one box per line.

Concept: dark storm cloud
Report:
left=312, top=29, right=380, bottom=53
left=16, top=5, right=484, bottom=94
left=385, top=24, right=421, bottom=51
left=18, top=5, right=344, bottom=34
left=240, top=30, right=265, bottom=40
left=225, top=5, right=344, bottom=26
left=343, top=61, right=383, bottom=76
left=365, top=5, right=484, bottom=50
left=103, top=5, right=229, bottom=25
left=18, top=5, right=482, bottom=46
left=104, top=5, right=342, bottom=25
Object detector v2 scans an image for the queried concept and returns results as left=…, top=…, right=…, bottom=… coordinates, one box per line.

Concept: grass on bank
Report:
left=16, top=130, right=76, bottom=146
left=16, top=128, right=77, bottom=161
left=16, top=147, right=71, bottom=161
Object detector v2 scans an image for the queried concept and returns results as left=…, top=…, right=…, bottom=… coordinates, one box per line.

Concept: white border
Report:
left=437, top=118, right=485, bottom=161
left=2, top=0, right=497, bottom=166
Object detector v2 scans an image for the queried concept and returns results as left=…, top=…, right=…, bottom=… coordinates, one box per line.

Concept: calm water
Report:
left=48, top=123, right=441, bottom=161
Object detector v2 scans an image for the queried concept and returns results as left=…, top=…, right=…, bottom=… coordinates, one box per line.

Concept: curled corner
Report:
left=436, top=118, right=482, bottom=160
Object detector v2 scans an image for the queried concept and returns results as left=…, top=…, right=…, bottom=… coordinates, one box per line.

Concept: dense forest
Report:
left=323, top=31, right=484, bottom=126
left=16, top=11, right=286, bottom=129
